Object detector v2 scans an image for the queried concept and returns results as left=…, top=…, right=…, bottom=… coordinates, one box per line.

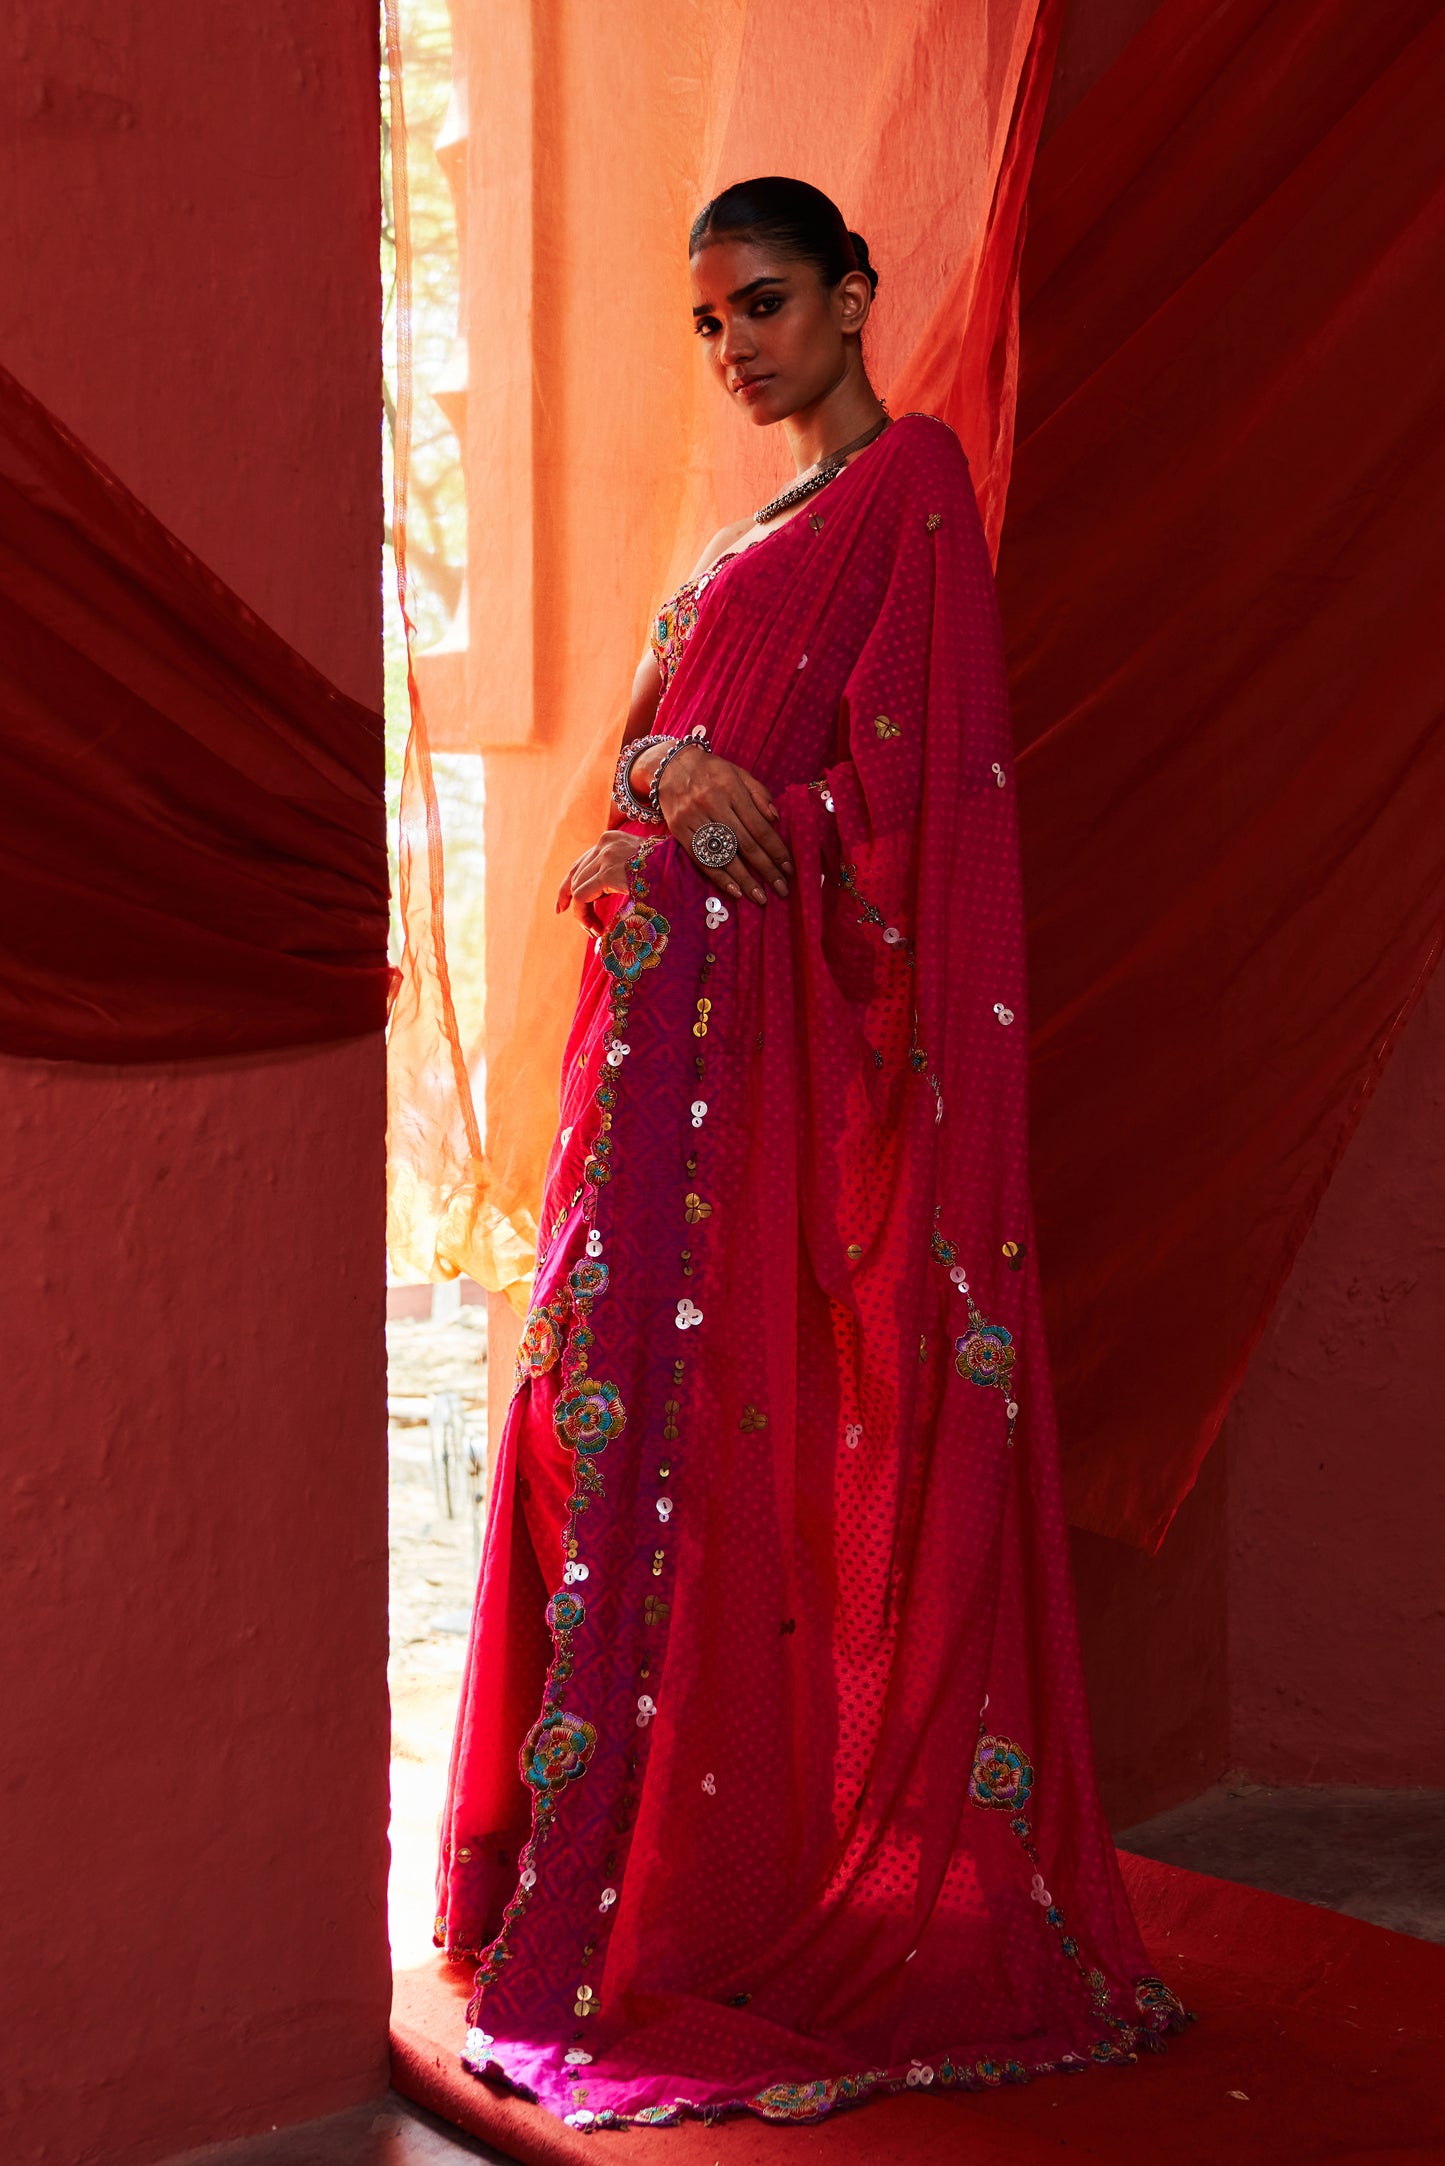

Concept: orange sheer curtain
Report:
left=385, top=0, right=1060, bottom=1312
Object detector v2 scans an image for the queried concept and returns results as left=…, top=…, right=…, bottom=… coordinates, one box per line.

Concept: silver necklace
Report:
left=753, top=412, right=892, bottom=525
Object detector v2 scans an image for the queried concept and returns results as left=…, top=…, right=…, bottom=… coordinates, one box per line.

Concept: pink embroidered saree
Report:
left=435, top=414, right=1191, bottom=2128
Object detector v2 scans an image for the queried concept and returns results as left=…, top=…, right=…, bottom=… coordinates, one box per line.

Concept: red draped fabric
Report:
left=1002, top=0, right=1445, bottom=1550
left=1, top=364, right=390, bottom=1062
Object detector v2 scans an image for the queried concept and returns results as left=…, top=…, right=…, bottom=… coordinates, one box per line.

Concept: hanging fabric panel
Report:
left=0, top=364, right=389, bottom=1063
left=999, top=0, right=1445, bottom=1548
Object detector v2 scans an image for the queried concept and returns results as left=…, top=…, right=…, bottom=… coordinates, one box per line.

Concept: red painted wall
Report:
left=0, top=7, right=390, bottom=2162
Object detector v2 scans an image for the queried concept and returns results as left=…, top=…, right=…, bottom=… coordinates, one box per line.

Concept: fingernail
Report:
left=774, top=879, right=789, bottom=897
left=782, top=860, right=794, bottom=875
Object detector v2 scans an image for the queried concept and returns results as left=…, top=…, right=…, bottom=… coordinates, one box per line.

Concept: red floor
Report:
left=390, top=1853, right=1445, bottom=2164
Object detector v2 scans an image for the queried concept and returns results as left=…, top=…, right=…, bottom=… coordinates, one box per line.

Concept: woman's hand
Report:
left=640, top=741, right=792, bottom=906
left=555, top=830, right=643, bottom=935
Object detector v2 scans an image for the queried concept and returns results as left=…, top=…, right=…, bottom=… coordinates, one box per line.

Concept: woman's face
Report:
left=690, top=236, right=871, bottom=427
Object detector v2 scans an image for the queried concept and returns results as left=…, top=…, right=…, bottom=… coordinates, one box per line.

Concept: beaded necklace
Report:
left=752, top=411, right=892, bottom=525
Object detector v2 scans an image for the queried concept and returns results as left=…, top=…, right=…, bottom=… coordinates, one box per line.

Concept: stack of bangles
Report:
left=611, top=726, right=741, bottom=870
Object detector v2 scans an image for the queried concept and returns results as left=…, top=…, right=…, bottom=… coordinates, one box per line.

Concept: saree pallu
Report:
left=437, top=415, right=1191, bottom=2127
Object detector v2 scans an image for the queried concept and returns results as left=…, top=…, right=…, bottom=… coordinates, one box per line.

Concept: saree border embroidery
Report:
left=556, top=1962, right=1193, bottom=2130
left=556, top=879, right=734, bottom=2127
left=967, top=1727, right=1192, bottom=2062
left=465, top=840, right=669, bottom=2026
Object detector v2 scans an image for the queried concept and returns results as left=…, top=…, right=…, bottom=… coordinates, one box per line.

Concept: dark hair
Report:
left=689, top=175, right=879, bottom=298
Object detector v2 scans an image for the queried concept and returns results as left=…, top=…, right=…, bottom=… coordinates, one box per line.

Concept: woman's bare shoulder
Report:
left=687, top=517, right=753, bottom=580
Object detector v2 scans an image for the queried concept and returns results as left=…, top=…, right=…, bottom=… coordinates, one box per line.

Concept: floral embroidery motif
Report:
left=969, top=1733, right=1036, bottom=1813
left=751, top=2072, right=889, bottom=2121
left=554, top=1375, right=627, bottom=1458
left=546, top=1589, right=585, bottom=1633
left=604, top=903, right=670, bottom=989
left=932, top=1222, right=1020, bottom=1445
left=1135, top=1975, right=1191, bottom=2033
left=955, top=1320, right=1017, bottom=1390
left=873, top=713, right=901, bottom=740
left=926, top=512, right=943, bottom=532
left=519, top=1708, right=597, bottom=1809
left=739, top=1404, right=768, bottom=1432
left=568, top=1258, right=609, bottom=1301
left=515, top=1294, right=569, bottom=1388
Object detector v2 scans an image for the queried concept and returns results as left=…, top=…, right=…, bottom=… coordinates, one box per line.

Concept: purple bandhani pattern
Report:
left=434, top=417, right=1193, bottom=2129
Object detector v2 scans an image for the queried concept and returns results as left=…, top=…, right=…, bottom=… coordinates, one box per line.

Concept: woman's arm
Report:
left=562, top=520, right=788, bottom=925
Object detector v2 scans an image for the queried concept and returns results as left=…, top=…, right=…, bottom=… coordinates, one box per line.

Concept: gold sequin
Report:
left=739, top=1405, right=768, bottom=1433
left=926, top=512, right=942, bottom=531
left=873, top=714, right=901, bottom=741
left=846, top=1242, right=864, bottom=1261
left=684, top=1191, right=713, bottom=1223
left=809, top=513, right=824, bottom=532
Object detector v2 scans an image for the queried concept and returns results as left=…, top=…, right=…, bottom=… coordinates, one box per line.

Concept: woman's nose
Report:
left=719, top=317, right=755, bottom=366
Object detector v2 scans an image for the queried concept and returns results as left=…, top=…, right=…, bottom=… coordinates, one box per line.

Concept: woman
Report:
left=436, top=176, right=1192, bottom=2129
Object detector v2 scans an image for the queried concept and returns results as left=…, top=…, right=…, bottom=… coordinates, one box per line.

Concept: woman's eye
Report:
left=751, top=295, right=782, bottom=317
left=693, top=316, right=720, bottom=338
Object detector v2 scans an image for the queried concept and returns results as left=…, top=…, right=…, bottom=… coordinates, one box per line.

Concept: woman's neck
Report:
left=783, top=360, right=887, bottom=475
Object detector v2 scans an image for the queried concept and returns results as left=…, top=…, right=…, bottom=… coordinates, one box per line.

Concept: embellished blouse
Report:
left=649, top=547, right=743, bottom=698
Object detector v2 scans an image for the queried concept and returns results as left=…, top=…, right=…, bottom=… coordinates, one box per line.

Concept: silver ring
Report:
left=691, top=821, right=739, bottom=870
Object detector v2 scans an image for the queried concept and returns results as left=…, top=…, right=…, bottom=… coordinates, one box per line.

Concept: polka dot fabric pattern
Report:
left=435, top=417, right=1193, bottom=2130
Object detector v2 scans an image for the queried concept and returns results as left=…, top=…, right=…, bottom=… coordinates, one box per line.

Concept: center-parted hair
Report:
left=689, top=175, right=879, bottom=298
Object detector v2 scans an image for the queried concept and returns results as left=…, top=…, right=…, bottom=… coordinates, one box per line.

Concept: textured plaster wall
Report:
left=1225, top=970, right=1445, bottom=1786
left=0, top=6, right=390, bottom=2162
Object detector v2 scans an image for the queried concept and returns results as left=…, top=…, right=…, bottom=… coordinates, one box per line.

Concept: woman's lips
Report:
left=733, top=375, right=774, bottom=401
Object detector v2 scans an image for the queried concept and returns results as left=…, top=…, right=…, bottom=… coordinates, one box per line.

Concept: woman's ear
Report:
left=836, top=269, right=874, bottom=336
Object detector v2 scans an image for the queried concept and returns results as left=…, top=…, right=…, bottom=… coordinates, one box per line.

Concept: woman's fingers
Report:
left=655, top=754, right=795, bottom=907
left=737, top=767, right=790, bottom=862
left=564, top=838, right=634, bottom=929
left=731, top=791, right=791, bottom=887
left=556, top=854, right=583, bottom=914
left=721, top=792, right=789, bottom=902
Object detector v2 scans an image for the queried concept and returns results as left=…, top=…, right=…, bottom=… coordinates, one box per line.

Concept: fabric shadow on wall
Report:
left=999, top=0, right=1445, bottom=1549
left=0, top=363, right=390, bottom=1062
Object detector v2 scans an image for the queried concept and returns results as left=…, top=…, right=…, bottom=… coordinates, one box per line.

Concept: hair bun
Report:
left=848, top=230, right=880, bottom=295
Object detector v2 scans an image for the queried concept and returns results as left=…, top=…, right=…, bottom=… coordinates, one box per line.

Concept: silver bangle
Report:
left=612, top=734, right=671, bottom=824
left=647, top=726, right=711, bottom=820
